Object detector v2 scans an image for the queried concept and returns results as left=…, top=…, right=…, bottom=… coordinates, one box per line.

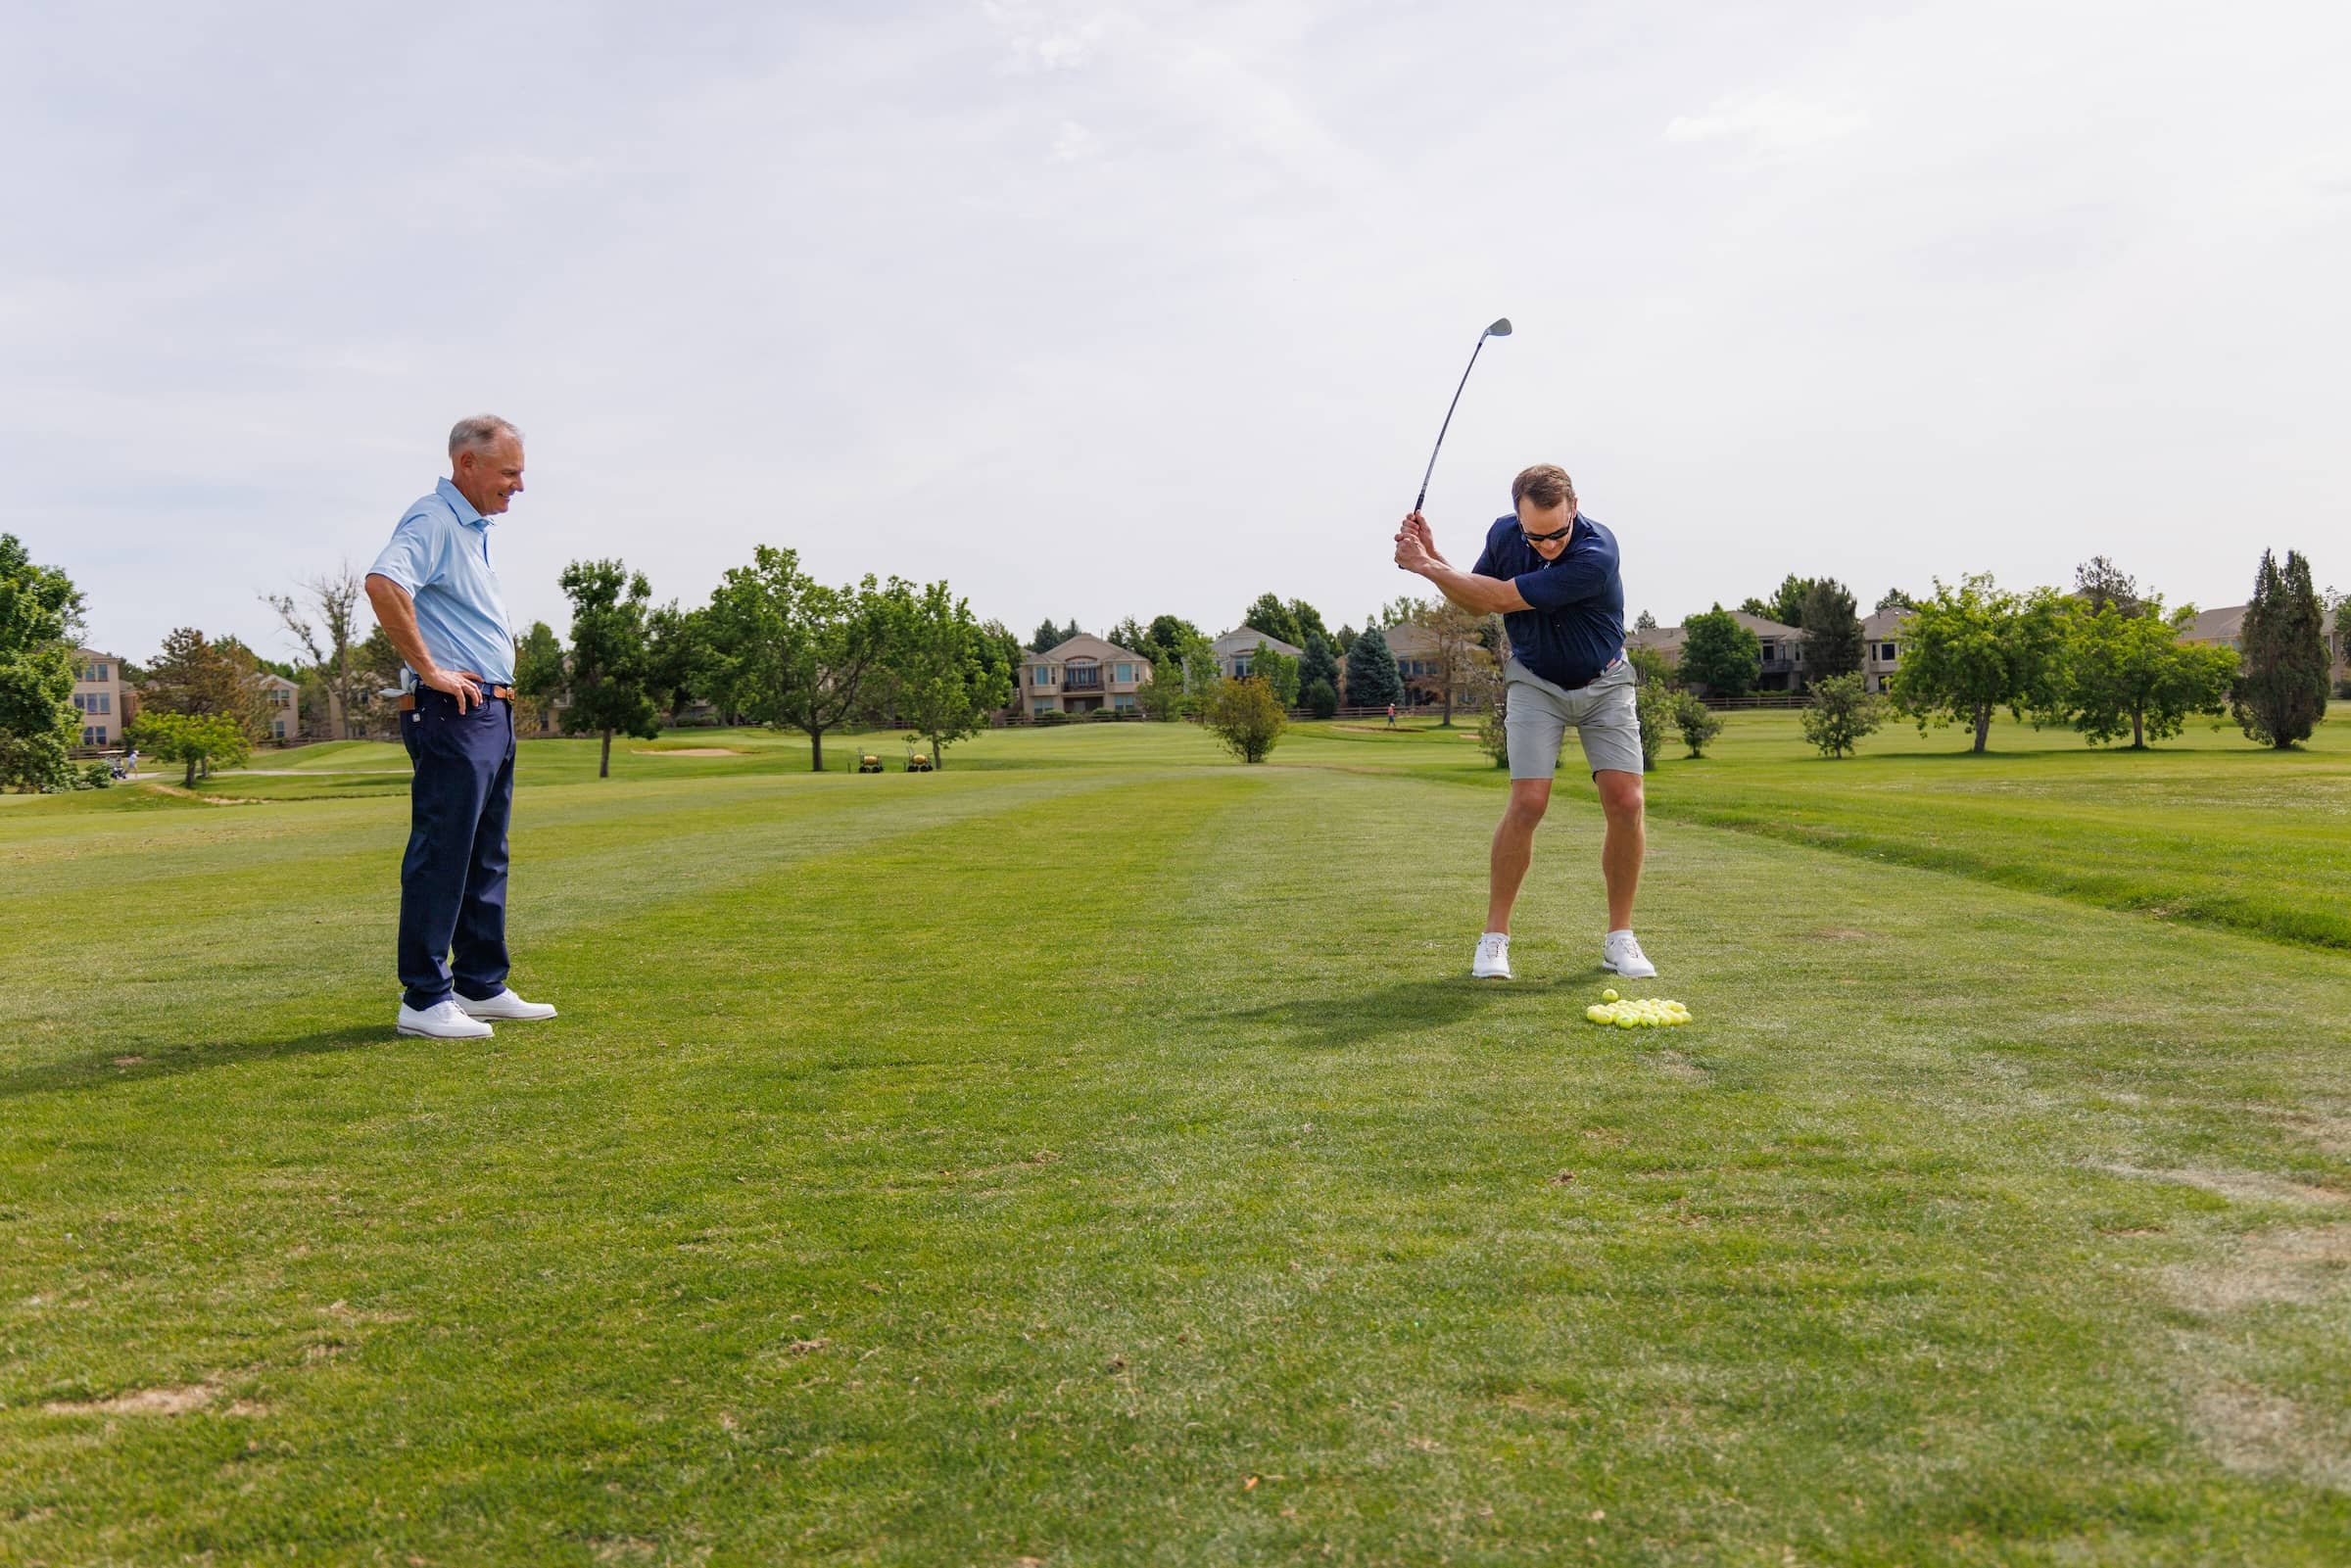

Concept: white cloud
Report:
left=1665, top=90, right=1868, bottom=159
left=1049, top=119, right=1098, bottom=162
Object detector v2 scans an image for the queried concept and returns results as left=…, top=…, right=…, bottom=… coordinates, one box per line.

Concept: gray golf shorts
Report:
left=1504, top=656, right=1643, bottom=781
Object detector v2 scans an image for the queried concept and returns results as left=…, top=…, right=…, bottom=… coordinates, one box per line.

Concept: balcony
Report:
left=1062, top=668, right=1105, bottom=691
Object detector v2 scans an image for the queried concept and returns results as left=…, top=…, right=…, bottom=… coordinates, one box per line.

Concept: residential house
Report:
left=1010, top=635, right=1152, bottom=718
left=259, top=672, right=302, bottom=742
left=2182, top=601, right=2350, bottom=692
left=1861, top=608, right=1908, bottom=693
left=1624, top=612, right=1805, bottom=692
left=1380, top=621, right=1494, bottom=711
left=1210, top=626, right=1304, bottom=683
left=70, top=648, right=133, bottom=748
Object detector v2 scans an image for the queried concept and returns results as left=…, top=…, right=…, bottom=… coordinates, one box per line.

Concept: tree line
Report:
left=1648, top=550, right=2342, bottom=759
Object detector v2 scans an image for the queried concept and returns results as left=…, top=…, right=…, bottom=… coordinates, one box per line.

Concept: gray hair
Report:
left=448, top=414, right=523, bottom=457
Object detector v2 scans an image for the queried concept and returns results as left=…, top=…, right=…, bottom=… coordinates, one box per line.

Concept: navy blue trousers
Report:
left=397, top=691, right=515, bottom=1011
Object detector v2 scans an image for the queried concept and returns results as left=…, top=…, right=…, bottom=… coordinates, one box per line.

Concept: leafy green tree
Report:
left=0, top=534, right=81, bottom=791
left=707, top=546, right=892, bottom=772
left=1201, top=677, right=1286, bottom=763
left=127, top=710, right=252, bottom=786
left=1334, top=624, right=1359, bottom=655
left=1799, top=578, right=1864, bottom=681
left=552, top=559, right=661, bottom=779
left=1741, top=574, right=1814, bottom=627
left=2232, top=548, right=2331, bottom=748
left=1304, top=678, right=1338, bottom=719
left=1679, top=606, right=1762, bottom=697
left=1627, top=643, right=1676, bottom=689
left=1286, top=599, right=1330, bottom=648
left=1240, top=594, right=1302, bottom=647
left=1875, top=588, right=1918, bottom=615
left=882, top=579, right=1011, bottom=769
left=1672, top=691, right=1723, bottom=758
left=1248, top=641, right=1300, bottom=706
left=1344, top=626, right=1403, bottom=709
left=2044, top=600, right=2238, bottom=748
left=1801, top=673, right=1885, bottom=758
left=645, top=601, right=717, bottom=722
left=1886, top=575, right=2067, bottom=752
left=512, top=620, right=566, bottom=734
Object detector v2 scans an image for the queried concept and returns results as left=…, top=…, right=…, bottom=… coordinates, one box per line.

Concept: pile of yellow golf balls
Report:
left=1584, top=987, right=1692, bottom=1028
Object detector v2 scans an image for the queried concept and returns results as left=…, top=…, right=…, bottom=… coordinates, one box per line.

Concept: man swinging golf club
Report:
left=1392, top=464, right=1656, bottom=981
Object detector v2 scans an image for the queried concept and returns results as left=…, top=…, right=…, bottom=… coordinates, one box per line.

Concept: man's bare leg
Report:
left=1594, top=769, right=1645, bottom=931
left=1485, top=779, right=1553, bottom=933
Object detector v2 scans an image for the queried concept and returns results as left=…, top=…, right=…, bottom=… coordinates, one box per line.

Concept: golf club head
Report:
left=1486, top=317, right=1512, bottom=338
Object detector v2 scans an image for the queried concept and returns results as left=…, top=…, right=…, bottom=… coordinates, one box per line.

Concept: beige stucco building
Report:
left=1010, top=635, right=1152, bottom=718
left=71, top=648, right=133, bottom=748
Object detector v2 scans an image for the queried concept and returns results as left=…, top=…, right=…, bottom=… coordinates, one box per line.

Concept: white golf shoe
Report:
left=454, top=988, right=559, bottom=1022
left=1471, top=931, right=1512, bottom=979
left=1603, top=930, right=1657, bottom=979
left=397, top=999, right=495, bottom=1040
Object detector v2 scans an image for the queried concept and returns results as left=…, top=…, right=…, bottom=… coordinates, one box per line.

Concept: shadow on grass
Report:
left=1196, top=975, right=1572, bottom=1053
left=0, top=1023, right=389, bottom=1100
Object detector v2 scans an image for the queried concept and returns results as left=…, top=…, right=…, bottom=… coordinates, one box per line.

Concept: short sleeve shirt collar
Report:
left=436, top=477, right=492, bottom=531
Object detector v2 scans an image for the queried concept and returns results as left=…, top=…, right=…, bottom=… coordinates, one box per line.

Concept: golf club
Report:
left=1412, top=317, right=1511, bottom=513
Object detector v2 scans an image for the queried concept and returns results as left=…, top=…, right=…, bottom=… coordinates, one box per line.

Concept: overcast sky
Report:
left=6, top=0, right=2346, bottom=661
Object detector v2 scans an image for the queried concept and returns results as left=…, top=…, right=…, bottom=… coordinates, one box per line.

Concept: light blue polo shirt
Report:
left=368, top=478, right=516, bottom=687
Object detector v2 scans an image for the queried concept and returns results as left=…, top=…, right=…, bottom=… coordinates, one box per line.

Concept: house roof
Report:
left=2180, top=604, right=2246, bottom=645
left=1625, top=625, right=1687, bottom=658
left=1027, top=634, right=1149, bottom=666
left=1860, top=608, right=1910, bottom=637
left=1725, top=611, right=1801, bottom=640
left=1211, top=626, right=1304, bottom=659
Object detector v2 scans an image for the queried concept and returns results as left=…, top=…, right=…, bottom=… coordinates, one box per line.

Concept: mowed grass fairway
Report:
left=5, top=714, right=2350, bottom=1564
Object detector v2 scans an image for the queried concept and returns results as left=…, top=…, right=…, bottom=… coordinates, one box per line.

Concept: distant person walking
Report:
left=362, top=415, right=558, bottom=1040
left=1386, top=702, right=1398, bottom=729
left=1392, top=463, right=1655, bottom=982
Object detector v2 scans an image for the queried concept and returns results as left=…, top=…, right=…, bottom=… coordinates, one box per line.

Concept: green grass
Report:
left=3, top=715, right=2348, bottom=1563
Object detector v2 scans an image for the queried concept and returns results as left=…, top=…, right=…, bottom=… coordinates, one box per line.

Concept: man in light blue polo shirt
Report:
left=363, top=414, right=559, bottom=1040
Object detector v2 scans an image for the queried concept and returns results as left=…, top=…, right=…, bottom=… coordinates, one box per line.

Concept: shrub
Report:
left=1201, top=677, right=1286, bottom=764
left=1476, top=669, right=1509, bottom=768
left=1801, top=673, right=1884, bottom=758
left=78, top=761, right=114, bottom=789
left=1633, top=678, right=1675, bottom=772
left=1672, top=691, right=1722, bottom=758
left=1035, top=709, right=1070, bottom=726
left=1305, top=679, right=1338, bottom=719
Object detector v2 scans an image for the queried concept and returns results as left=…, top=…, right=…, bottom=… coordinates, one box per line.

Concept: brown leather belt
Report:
left=398, top=687, right=515, bottom=711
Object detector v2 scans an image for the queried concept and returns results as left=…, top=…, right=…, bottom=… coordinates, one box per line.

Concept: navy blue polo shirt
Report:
left=1470, top=511, right=1625, bottom=689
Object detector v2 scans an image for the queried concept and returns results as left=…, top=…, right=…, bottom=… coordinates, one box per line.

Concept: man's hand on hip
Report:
left=420, top=669, right=486, bottom=712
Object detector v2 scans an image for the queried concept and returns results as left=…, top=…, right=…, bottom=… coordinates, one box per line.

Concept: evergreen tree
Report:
left=2073, top=555, right=2141, bottom=617
left=2232, top=548, right=2330, bottom=748
left=1798, top=578, right=1864, bottom=681
left=1875, top=588, right=1919, bottom=615
left=1344, top=626, right=1403, bottom=709
left=1299, top=633, right=1341, bottom=704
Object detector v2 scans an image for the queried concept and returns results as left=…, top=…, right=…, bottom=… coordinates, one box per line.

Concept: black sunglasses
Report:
left=1520, top=519, right=1575, bottom=545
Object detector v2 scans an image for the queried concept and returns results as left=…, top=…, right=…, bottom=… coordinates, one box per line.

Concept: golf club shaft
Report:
left=1414, top=332, right=1491, bottom=513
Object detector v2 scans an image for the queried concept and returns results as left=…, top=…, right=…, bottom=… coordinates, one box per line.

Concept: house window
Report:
left=1033, top=698, right=1056, bottom=713
left=80, top=661, right=110, bottom=682
left=1033, top=669, right=1053, bottom=689
left=1113, top=694, right=1136, bottom=711
left=273, top=718, right=289, bottom=739
left=83, top=725, right=107, bottom=745
left=1114, top=663, right=1132, bottom=683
